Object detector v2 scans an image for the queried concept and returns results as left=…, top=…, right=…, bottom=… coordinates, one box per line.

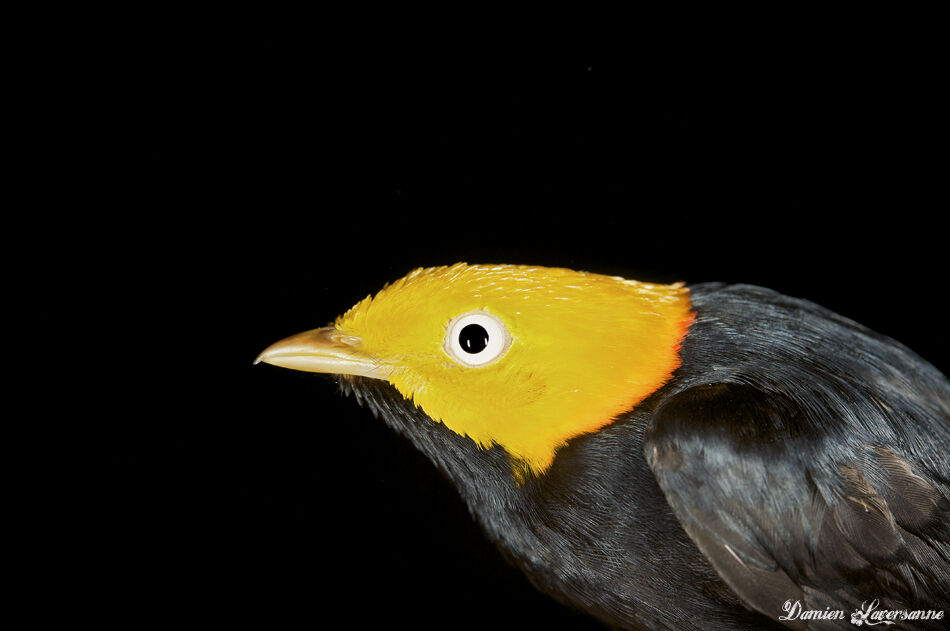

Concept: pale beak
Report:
left=254, top=326, right=391, bottom=380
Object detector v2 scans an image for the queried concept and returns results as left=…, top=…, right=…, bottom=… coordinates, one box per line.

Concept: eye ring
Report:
left=444, top=311, right=511, bottom=367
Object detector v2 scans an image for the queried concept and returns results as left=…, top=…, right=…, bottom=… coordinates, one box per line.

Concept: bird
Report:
left=256, top=263, right=950, bottom=630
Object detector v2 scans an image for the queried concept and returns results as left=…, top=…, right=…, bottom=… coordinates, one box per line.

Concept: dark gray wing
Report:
left=644, top=383, right=950, bottom=629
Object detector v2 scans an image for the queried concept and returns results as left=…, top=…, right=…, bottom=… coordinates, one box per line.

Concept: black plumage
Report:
left=339, top=284, right=950, bottom=630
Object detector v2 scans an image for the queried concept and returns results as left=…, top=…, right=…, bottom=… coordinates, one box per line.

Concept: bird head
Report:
left=257, top=263, right=693, bottom=477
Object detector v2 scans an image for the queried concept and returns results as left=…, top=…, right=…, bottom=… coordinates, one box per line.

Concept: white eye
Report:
left=444, top=311, right=511, bottom=367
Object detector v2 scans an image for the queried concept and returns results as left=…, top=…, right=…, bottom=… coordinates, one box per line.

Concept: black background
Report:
left=72, top=26, right=946, bottom=629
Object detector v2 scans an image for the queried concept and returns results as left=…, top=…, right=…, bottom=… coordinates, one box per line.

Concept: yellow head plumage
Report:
left=258, top=263, right=693, bottom=477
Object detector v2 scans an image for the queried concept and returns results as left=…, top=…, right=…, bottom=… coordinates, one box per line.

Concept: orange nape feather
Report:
left=333, top=263, right=693, bottom=477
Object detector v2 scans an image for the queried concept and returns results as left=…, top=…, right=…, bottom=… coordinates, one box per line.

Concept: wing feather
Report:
left=645, top=383, right=950, bottom=629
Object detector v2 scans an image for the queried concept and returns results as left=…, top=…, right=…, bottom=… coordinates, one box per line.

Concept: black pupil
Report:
left=459, top=323, right=489, bottom=354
